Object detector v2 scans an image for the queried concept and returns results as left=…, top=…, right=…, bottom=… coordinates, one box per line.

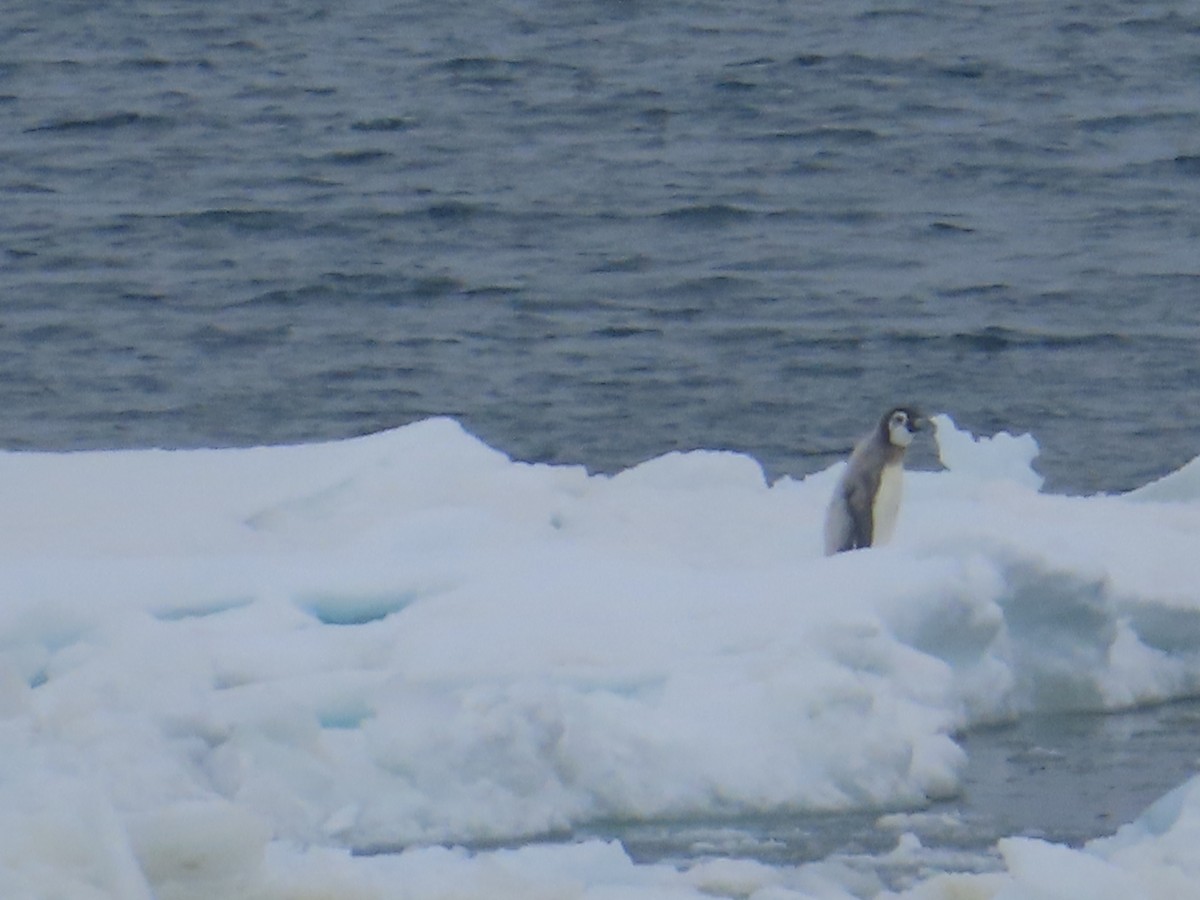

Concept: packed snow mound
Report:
left=0, top=414, right=1199, bottom=896
left=1126, top=454, right=1200, bottom=503
left=929, top=413, right=1044, bottom=491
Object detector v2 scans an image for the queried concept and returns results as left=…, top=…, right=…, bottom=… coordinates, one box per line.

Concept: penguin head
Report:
left=882, top=406, right=923, bottom=448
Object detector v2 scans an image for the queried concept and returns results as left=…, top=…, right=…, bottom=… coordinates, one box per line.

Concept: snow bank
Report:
left=0, top=414, right=1198, bottom=896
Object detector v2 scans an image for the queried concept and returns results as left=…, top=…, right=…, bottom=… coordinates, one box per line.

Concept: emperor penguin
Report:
left=823, top=406, right=924, bottom=555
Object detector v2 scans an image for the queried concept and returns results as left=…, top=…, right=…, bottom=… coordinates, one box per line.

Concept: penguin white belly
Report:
left=872, top=463, right=904, bottom=545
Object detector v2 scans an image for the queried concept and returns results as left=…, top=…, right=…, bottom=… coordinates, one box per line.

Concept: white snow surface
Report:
left=1, top=413, right=1199, bottom=898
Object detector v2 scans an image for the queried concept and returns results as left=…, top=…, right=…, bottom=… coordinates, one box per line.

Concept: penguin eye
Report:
left=891, top=412, right=907, bottom=427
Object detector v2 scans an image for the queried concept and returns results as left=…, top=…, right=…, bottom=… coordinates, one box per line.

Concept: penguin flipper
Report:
left=845, top=472, right=878, bottom=551
left=824, top=483, right=874, bottom=555
left=824, top=496, right=854, bottom=555
left=850, top=502, right=873, bottom=550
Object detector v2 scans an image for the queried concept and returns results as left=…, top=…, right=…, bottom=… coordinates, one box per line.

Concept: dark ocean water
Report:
left=2, top=1, right=1199, bottom=493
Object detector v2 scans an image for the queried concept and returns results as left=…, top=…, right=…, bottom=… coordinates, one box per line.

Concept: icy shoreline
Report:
left=1, top=415, right=1199, bottom=897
